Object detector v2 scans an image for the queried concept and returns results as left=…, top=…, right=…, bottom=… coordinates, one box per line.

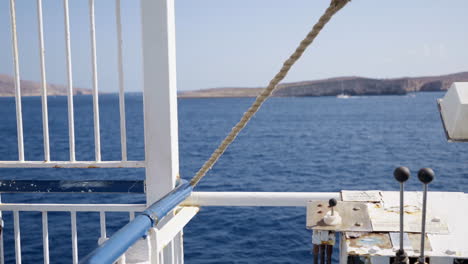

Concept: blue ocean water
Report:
left=0, top=92, right=466, bottom=263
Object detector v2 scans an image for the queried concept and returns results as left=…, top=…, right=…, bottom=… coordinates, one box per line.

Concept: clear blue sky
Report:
left=0, top=0, right=467, bottom=92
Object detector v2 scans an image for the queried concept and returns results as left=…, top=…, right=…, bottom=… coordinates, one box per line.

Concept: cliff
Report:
left=0, top=74, right=92, bottom=97
left=178, top=72, right=468, bottom=98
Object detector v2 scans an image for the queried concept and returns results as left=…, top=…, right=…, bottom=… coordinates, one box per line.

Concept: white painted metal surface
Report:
left=36, top=0, right=50, bottom=162
left=42, top=212, right=50, bottom=264
left=0, top=161, right=145, bottom=168
left=71, top=212, right=78, bottom=264
left=13, top=211, right=21, bottom=264
left=115, top=0, right=128, bottom=162
left=141, top=0, right=181, bottom=262
left=0, top=204, right=145, bottom=263
left=88, top=0, right=102, bottom=162
left=184, top=191, right=341, bottom=207
left=438, top=82, right=468, bottom=141
left=141, top=0, right=179, bottom=205
left=9, top=0, right=24, bottom=162
left=341, top=191, right=468, bottom=259
left=124, top=207, right=199, bottom=264
left=63, top=0, right=76, bottom=162
left=0, top=204, right=145, bottom=212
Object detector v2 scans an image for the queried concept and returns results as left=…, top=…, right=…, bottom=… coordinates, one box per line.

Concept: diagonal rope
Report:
left=190, top=0, right=351, bottom=187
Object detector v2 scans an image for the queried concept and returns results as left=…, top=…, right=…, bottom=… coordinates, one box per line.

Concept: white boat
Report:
left=337, top=81, right=351, bottom=98
left=0, top=1, right=467, bottom=264
left=336, top=93, right=351, bottom=99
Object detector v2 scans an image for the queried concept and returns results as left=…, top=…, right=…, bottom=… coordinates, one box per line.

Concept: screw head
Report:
left=394, top=166, right=410, bottom=183
left=418, top=168, right=435, bottom=184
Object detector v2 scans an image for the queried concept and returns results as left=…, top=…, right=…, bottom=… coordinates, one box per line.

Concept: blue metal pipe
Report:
left=80, top=181, right=193, bottom=264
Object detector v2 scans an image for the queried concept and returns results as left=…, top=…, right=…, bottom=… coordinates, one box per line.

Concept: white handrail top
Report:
left=184, top=192, right=340, bottom=207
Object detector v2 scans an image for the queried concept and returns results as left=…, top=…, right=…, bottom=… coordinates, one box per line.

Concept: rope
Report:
left=190, top=0, right=351, bottom=187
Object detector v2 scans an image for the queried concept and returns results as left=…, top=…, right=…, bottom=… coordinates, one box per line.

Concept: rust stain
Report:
left=348, top=233, right=392, bottom=249
left=87, top=165, right=99, bottom=168
left=53, top=165, right=61, bottom=168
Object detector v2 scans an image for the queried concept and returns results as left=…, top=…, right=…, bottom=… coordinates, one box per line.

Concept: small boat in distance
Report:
left=337, top=81, right=351, bottom=98
left=336, top=93, right=351, bottom=99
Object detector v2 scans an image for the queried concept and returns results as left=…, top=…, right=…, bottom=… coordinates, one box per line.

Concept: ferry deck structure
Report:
left=0, top=0, right=467, bottom=263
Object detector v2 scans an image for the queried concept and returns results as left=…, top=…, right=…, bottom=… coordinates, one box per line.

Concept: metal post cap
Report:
left=328, top=198, right=337, bottom=207
left=417, top=168, right=434, bottom=184
left=394, top=167, right=410, bottom=183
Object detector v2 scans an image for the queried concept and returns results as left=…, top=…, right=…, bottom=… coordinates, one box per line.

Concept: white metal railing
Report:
left=1, top=0, right=133, bottom=168
left=0, top=203, right=200, bottom=264
left=2, top=0, right=184, bottom=262
left=0, top=203, right=145, bottom=264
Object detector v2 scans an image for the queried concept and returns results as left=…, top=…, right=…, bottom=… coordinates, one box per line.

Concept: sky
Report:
left=0, top=0, right=467, bottom=92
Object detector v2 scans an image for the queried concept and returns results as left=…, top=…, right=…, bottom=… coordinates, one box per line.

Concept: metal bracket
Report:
left=306, top=201, right=372, bottom=232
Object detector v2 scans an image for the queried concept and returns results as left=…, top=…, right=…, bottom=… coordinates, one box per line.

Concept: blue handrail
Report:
left=79, top=180, right=193, bottom=264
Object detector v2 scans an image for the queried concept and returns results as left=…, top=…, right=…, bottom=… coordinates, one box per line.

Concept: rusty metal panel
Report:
left=408, top=233, right=432, bottom=252
left=347, top=233, right=392, bottom=251
left=306, top=201, right=372, bottom=232
left=367, top=195, right=449, bottom=234
left=342, top=191, right=382, bottom=202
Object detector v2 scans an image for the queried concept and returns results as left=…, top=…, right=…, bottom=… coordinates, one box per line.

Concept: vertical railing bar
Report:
left=115, top=0, right=127, bottom=161
left=99, top=211, right=106, bottom=241
left=13, top=211, right=21, bottom=264
left=36, top=0, right=50, bottom=162
left=175, top=232, right=183, bottom=264
left=0, top=195, right=4, bottom=264
left=89, top=0, right=102, bottom=162
left=63, top=0, right=76, bottom=162
left=159, top=249, right=164, bottom=264
left=146, top=231, right=152, bottom=263
left=71, top=211, right=78, bottom=264
left=42, top=211, right=49, bottom=264
left=149, top=229, right=160, bottom=264
left=129, top=211, right=135, bottom=221
left=9, top=0, right=24, bottom=162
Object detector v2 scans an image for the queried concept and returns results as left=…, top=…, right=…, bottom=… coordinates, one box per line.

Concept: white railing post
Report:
left=141, top=0, right=179, bottom=205
left=141, top=0, right=181, bottom=263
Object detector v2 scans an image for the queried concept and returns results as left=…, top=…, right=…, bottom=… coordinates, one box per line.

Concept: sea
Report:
left=0, top=92, right=466, bottom=263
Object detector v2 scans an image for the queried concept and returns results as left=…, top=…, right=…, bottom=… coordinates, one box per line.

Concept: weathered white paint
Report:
left=141, top=0, right=180, bottom=262
left=184, top=192, right=341, bottom=207
left=341, top=191, right=468, bottom=258
left=0, top=160, right=145, bottom=168
left=141, top=0, right=179, bottom=204
left=125, top=207, right=198, bottom=264
left=154, top=207, right=199, bottom=252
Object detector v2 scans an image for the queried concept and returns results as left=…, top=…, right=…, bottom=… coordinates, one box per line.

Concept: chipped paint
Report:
left=348, top=233, right=392, bottom=250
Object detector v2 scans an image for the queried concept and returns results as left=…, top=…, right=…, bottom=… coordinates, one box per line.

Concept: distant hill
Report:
left=178, top=72, right=468, bottom=98
left=0, top=74, right=92, bottom=97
